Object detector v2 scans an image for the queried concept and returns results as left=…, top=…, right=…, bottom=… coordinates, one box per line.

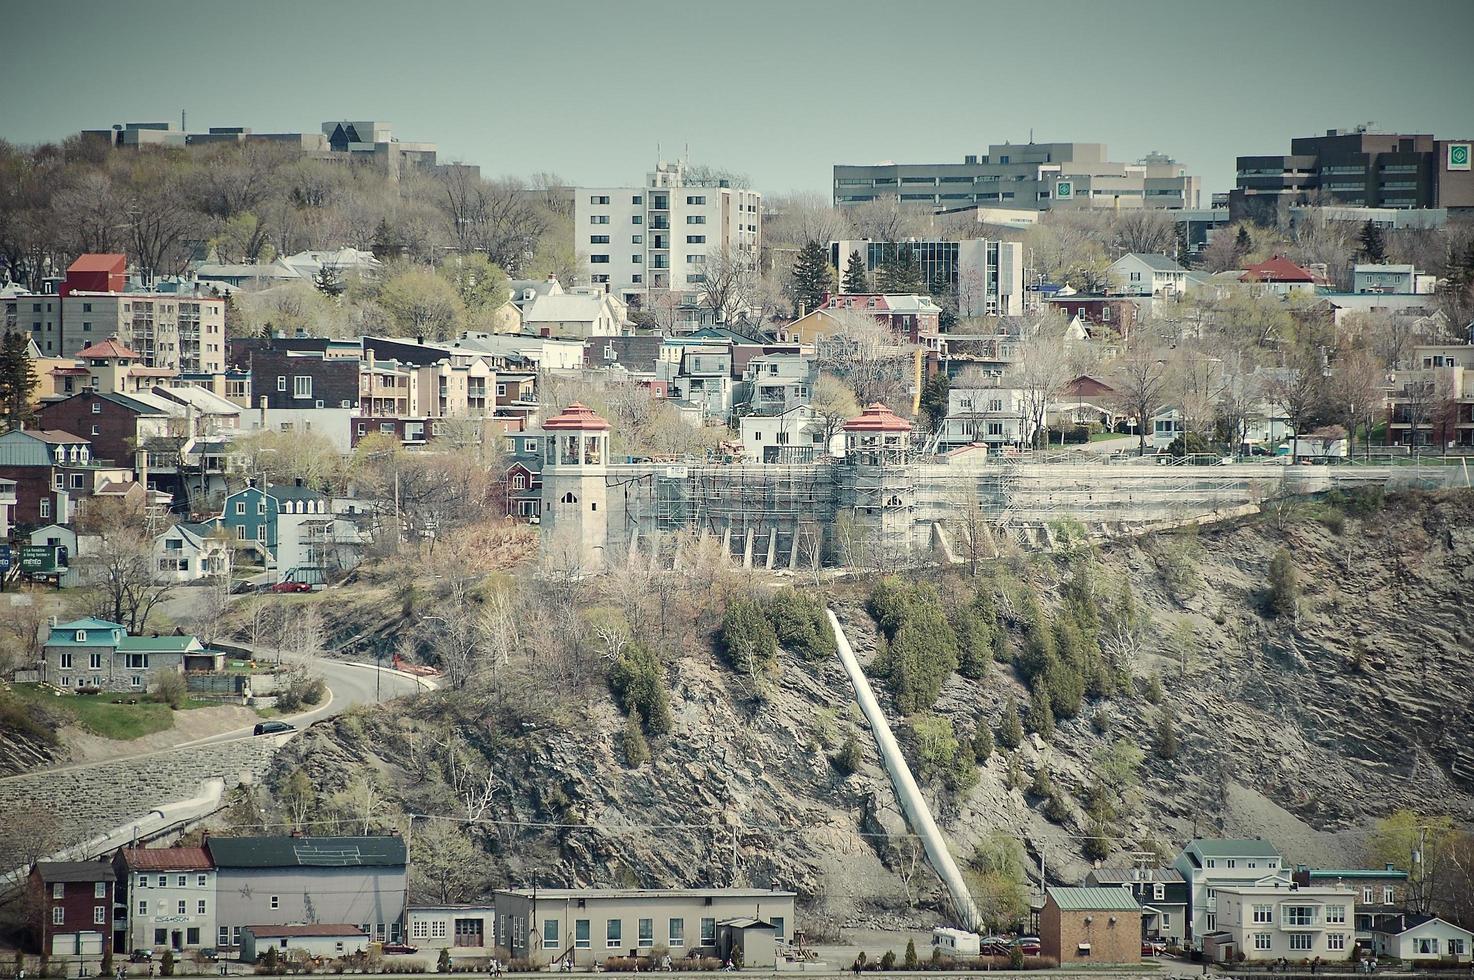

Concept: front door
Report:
left=172, top=930, right=183, bottom=951
left=454, top=919, right=483, bottom=947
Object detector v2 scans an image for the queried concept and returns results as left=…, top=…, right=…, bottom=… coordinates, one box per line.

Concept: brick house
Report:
left=1040, top=886, right=1142, bottom=965
left=39, top=390, right=171, bottom=468
left=29, top=859, right=118, bottom=956
left=1045, top=296, right=1139, bottom=338
left=0, top=428, right=133, bottom=530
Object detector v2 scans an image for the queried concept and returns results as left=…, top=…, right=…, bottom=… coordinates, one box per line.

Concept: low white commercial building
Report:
left=1214, top=883, right=1357, bottom=961
left=405, top=905, right=495, bottom=951
left=1352, top=264, right=1434, bottom=295
left=241, top=924, right=369, bottom=962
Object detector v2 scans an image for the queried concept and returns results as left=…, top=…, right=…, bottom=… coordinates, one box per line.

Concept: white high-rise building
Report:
left=573, top=162, right=761, bottom=326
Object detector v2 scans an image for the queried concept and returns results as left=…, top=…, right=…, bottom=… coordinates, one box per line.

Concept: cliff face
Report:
left=272, top=490, right=1474, bottom=927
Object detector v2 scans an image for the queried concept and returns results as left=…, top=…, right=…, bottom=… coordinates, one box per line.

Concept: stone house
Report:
left=41, top=618, right=220, bottom=692
left=1040, top=886, right=1142, bottom=965
left=1291, top=864, right=1409, bottom=945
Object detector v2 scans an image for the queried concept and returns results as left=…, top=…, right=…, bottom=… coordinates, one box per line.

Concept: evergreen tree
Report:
left=997, top=700, right=1024, bottom=749
left=720, top=597, right=779, bottom=674
left=972, top=725, right=994, bottom=762
left=1358, top=219, right=1388, bottom=264
left=881, top=243, right=923, bottom=293
left=841, top=249, right=870, bottom=294
left=622, top=711, right=651, bottom=766
left=791, top=240, right=835, bottom=315
left=0, top=331, right=39, bottom=430
left=1027, top=685, right=1055, bottom=740
left=1015, top=594, right=1055, bottom=683
left=904, top=939, right=919, bottom=970
left=919, top=371, right=950, bottom=430
left=313, top=264, right=346, bottom=297
left=832, top=731, right=863, bottom=775
left=1234, top=226, right=1253, bottom=259
left=1155, top=709, right=1179, bottom=759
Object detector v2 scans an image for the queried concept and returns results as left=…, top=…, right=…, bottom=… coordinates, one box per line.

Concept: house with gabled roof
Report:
left=154, top=521, right=230, bottom=583
left=40, top=618, right=220, bottom=692
left=1108, top=253, right=1188, bottom=297
left=1172, top=838, right=1290, bottom=947
left=1370, top=913, right=1472, bottom=963
left=1086, top=868, right=1189, bottom=945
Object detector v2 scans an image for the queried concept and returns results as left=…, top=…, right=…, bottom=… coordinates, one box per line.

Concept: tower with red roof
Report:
left=538, top=402, right=611, bottom=570
left=838, top=403, right=916, bottom=558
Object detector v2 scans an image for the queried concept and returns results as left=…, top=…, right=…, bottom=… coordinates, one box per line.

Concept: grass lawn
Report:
left=1088, top=431, right=1131, bottom=442
left=10, top=684, right=212, bottom=741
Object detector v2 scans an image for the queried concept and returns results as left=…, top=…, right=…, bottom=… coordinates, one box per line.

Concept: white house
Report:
left=404, top=905, right=495, bottom=951
left=154, top=521, right=230, bottom=583
left=1214, top=882, right=1357, bottom=961
left=742, top=352, right=814, bottom=414
left=739, top=405, right=841, bottom=462
left=118, top=847, right=217, bottom=954
left=1371, top=914, right=1472, bottom=963
left=937, top=387, right=1033, bottom=450
left=1172, top=838, right=1290, bottom=946
left=1108, top=253, right=1188, bottom=298
left=241, top=925, right=368, bottom=963
left=1352, top=264, right=1434, bottom=296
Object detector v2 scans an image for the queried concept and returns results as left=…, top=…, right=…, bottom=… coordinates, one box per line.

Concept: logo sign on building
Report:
left=1055, top=180, right=1074, bottom=200
left=1449, top=143, right=1472, bottom=171
left=0, top=545, right=11, bottom=572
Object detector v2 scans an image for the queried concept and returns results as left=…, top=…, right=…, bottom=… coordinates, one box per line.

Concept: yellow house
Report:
left=24, top=337, right=83, bottom=406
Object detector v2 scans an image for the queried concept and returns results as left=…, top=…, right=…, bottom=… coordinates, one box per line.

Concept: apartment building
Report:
left=114, top=847, right=216, bottom=954
left=1230, top=129, right=1474, bottom=224
left=3, top=284, right=225, bottom=373
left=829, top=239, right=1024, bottom=317
left=1387, top=344, right=1474, bottom=448
left=572, top=162, right=762, bottom=321
left=491, top=887, right=795, bottom=969
left=834, top=143, right=1199, bottom=212
left=1213, top=882, right=1357, bottom=961
left=1172, top=838, right=1290, bottom=945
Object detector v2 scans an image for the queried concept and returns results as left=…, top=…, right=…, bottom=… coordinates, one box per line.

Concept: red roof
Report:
left=121, top=847, right=212, bottom=871
left=66, top=254, right=127, bottom=275
left=1240, top=255, right=1316, bottom=283
left=1064, top=375, right=1117, bottom=398
left=75, top=337, right=139, bottom=360
left=542, top=401, right=610, bottom=431
left=843, top=402, right=912, bottom=433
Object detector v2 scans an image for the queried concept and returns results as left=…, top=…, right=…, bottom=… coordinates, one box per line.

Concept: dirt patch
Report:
left=56, top=704, right=262, bottom=766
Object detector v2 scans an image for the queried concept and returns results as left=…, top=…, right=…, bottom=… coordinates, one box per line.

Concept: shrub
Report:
left=1014, top=594, right=1055, bottom=682
left=1042, top=790, right=1072, bottom=824
left=1155, top=710, right=1179, bottom=759
left=880, top=951, right=897, bottom=971
left=880, top=607, right=959, bottom=714
left=150, top=669, right=188, bottom=709
left=766, top=588, right=835, bottom=660
left=621, top=711, right=650, bottom=766
left=910, top=714, right=976, bottom=791
left=161, top=949, right=175, bottom=977
left=1144, top=672, right=1164, bottom=703
left=720, top=597, right=778, bottom=674
left=972, top=726, right=993, bottom=762
left=867, top=577, right=916, bottom=638
left=609, top=642, right=671, bottom=734
left=1082, top=821, right=1112, bottom=861
left=1026, top=686, right=1054, bottom=740
left=832, top=731, right=863, bottom=775
left=996, top=701, right=1023, bottom=750
left=1266, top=548, right=1299, bottom=618
left=954, top=592, right=998, bottom=680
left=1008, top=946, right=1024, bottom=970
left=437, top=949, right=451, bottom=973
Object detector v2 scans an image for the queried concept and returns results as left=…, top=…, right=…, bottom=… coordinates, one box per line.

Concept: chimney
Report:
left=258, top=395, right=268, bottom=430
left=136, top=449, right=149, bottom=490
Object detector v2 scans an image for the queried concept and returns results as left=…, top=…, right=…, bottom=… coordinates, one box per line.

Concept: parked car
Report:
left=979, top=937, right=1012, bottom=956
left=129, top=951, right=153, bottom=963
left=199, top=949, right=220, bottom=962
left=382, top=943, right=419, bottom=955
left=253, top=721, right=296, bottom=736
left=1142, top=939, right=1168, bottom=956
left=1012, top=936, right=1041, bottom=955
left=272, top=580, right=312, bottom=593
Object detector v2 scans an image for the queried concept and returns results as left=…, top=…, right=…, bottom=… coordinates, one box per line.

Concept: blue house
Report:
left=219, top=485, right=280, bottom=555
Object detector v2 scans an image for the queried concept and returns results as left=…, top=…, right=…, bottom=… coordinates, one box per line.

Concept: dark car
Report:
left=253, top=721, right=296, bottom=736
left=199, top=949, right=220, bottom=962
left=272, top=580, right=312, bottom=593
left=1013, top=936, right=1041, bottom=955
left=129, top=951, right=154, bottom=963
left=382, top=944, right=419, bottom=956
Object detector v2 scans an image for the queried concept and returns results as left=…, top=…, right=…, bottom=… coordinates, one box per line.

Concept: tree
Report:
left=280, top=766, right=317, bottom=830
left=377, top=264, right=466, bottom=341
left=1155, top=710, right=1179, bottom=759
left=76, top=497, right=172, bottom=634
left=1012, top=315, right=1078, bottom=448
left=1264, top=350, right=1327, bottom=463
left=1112, top=210, right=1178, bottom=256
left=438, top=252, right=510, bottom=313
left=841, top=249, right=870, bottom=294
left=410, top=818, right=486, bottom=903
left=919, top=371, right=950, bottom=430
left=621, top=711, right=651, bottom=766
left=997, top=701, right=1024, bottom=750
left=874, top=243, right=922, bottom=293
left=160, top=949, right=174, bottom=977
left=904, top=940, right=919, bottom=970
left=790, top=240, right=835, bottom=316
left=699, top=244, right=761, bottom=324
left=0, top=330, right=38, bottom=429
left=1266, top=548, right=1299, bottom=618
left=1359, top=219, right=1388, bottom=264
left=1371, top=810, right=1457, bottom=915
left=1326, top=348, right=1387, bottom=460
left=809, top=374, right=861, bottom=451
left=150, top=669, right=188, bottom=709
left=832, top=731, right=863, bottom=775
left=1027, top=685, right=1055, bottom=739
left=1110, top=340, right=1169, bottom=456
left=719, top=597, right=778, bottom=675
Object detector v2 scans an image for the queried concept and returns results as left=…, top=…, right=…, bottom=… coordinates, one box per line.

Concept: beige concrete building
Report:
left=491, top=887, right=795, bottom=969
left=0, top=291, right=227, bottom=373
left=1214, top=883, right=1357, bottom=961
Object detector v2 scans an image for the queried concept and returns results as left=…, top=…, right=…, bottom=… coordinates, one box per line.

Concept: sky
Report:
left=3, top=0, right=1472, bottom=202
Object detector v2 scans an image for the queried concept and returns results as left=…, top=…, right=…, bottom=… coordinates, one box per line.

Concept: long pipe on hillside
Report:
left=827, top=610, right=981, bottom=930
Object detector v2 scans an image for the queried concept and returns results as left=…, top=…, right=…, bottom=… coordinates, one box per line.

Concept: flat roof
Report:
left=494, top=888, right=795, bottom=901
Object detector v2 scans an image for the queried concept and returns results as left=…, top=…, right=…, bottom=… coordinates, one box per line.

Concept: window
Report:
left=270, top=895, right=279, bottom=910
left=233, top=927, right=242, bottom=946
left=412, top=921, right=428, bottom=940
left=294, top=376, right=312, bottom=398
left=1207, top=859, right=1216, bottom=869
left=591, top=255, right=610, bottom=264
left=40, top=499, right=50, bottom=519
left=1254, top=934, right=1272, bottom=951
left=638, top=918, right=653, bottom=948
left=277, top=376, right=287, bottom=391
left=1289, top=934, right=1313, bottom=952
left=590, top=195, right=610, bottom=205
left=1253, top=905, right=1273, bottom=924
left=512, top=473, right=526, bottom=490
left=631, top=234, right=643, bottom=244
left=431, top=920, right=448, bottom=940
left=219, top=927, right=230, bottom=946
left=1326, top=906, right=1346, bottom=924
left=91, top=401, right=102, bottom=414
left=156, top=929, right=169, bottom=946
left=59, top=652, right=73, bottom=669
left=178, top=901, right=187, bottom=915
left=256, top=525, right=267, bottom=542
left=257, top=501, right=266, bottom=515
left=52, top=907, right=64, bottom=925
left=1383, top=886, right=1395, bottom=904
left=1227, top=860, right=1236, bottom=869
left=138, top=900, right=148, bottom=915
left=198, top=900, right=207, bottom=914
left=1363, top=887, right=1374, bottom=903
left=668, top=918, right=684, bottom=948
left=771, top=917, right=785, bottom=942
left=197, top=874, right=207, bottom=887
left=606, top=919, right=622, bottom=949
left=590, top=235, right=610, bottom=244
left=544, top=919, right=559, bottom=949
left=1328, top=934, right=1346, bottom=952
left=686, top=195, right=706, bottom=205
left=632, top=195, right=643, bottom=204
left=177, top=875, right=187, bottom=887
left=1450, top=939, right=1466, bottom=957
left=687, top=235, right=706, bottom=244
left=235, top=526, right=246, bottom=541
left=1285, top=906, right=1316, bottom=927
left=1415, top=938, right=1438, bottom=956
left=575, top=920, right=590, bottom=949
left=700, top=919, right=716, bottom=946
left=590, top=215, right=610, bottom=225
left=686, top=215, right=706, bottom=224
left=235, top=501, right=245, bottom=515
left=1153, top=883, right=1166, bottom=901
left=94, top=881, right=107, bottom=898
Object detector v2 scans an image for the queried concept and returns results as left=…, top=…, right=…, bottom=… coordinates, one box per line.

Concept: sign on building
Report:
left=1055, top=180, right=1074, bottom=200
left=20, top=545, right=60, bottom=573
left=1449, top=143, right=1471, bottom=172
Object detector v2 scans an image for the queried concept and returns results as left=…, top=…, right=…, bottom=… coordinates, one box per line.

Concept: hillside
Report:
left=254, top=490, right=1474, bottom=928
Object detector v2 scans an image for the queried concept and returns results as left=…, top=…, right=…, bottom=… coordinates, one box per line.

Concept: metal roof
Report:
left=1046, top=887, right=1142, bottom=911
left=1188, top=838, right=1283, bottom=859
left=121, top=847, right=212, bottom=871
left=206, top=835, right=407, bottom=869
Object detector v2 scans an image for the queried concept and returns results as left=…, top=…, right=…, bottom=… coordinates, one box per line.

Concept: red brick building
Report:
left=0, top=429, right=98, bottom=529
left=29, top=859, right=117, bottom=956
left=39, top=391, right=170, bottom=469
left=1045, top=296, right=1140, bottom=338
left=1041, top=886, right=1142, bottom=965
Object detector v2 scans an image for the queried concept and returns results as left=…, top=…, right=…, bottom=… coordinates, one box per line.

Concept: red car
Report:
left=1142, top=939, right=1168, bottom=956
left=382, top=943, right=419, bottom=955
left=1013, top=937, right=1041, bottom=956
left=271, top=580, right=312, bottom=593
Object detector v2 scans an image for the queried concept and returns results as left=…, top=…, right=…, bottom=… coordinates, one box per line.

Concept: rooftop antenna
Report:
left=1029, top=127, right=1034, bottom=143
left=181, top=108, right=186, bottom=131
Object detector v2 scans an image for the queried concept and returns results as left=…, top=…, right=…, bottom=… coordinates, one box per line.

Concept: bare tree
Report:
left=1109, top=340, right=1170, bottom=455
left=1263, top=350, right=1328, bottom=462
left=1011, top=315, right=1078, bottom=448
left=699, top=244, right=760, bottom=324
left=435, top=170, right=547, bottom=275
left=1326, top=348, right=1388, bottom=460
left=815, top=308, right=915, bottom=407
left=77, top=496, right=173, bottom=633
left=1112, top=210, right=1178, bottom=256
left=764, top=192, right=851, bottom=248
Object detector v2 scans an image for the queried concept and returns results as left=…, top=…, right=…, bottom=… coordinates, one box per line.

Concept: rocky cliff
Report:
left=264, top=489, right=1474, bottom=928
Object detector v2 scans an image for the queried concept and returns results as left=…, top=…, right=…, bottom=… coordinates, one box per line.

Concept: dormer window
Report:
left=76, top=630, right=87, bottom=642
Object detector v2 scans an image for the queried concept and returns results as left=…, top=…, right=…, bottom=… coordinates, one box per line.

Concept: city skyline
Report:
left=2, top=0, right=1472, bottom=201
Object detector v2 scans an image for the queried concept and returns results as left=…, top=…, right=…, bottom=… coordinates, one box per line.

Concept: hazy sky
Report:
left=3, top=0, right=1471, bottom=202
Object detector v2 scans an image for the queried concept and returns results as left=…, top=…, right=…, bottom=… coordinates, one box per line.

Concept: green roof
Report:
left=1306, top=868, right=1408, bottom=880
left=1047, top=887, right=1141, bottom=912
left=117, top=636, right=203, bottom=653
left=1190, top=838, right=1282, bottom=859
